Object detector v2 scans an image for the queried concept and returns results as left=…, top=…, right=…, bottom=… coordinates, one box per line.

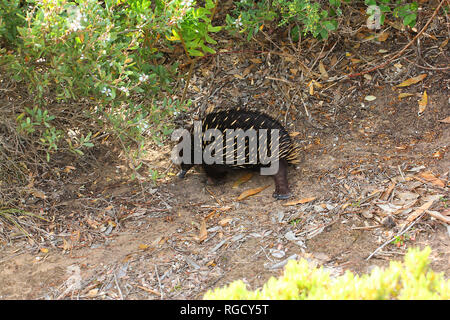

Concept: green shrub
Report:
left=204, top=247, right=450, bottom=299
left=165, top=0, right=222, bottom=57
left=366, top=0, right=418, bottom=28
left=0, top=0, right=34, bottom=46
left=225, top=0, right=341, bottom=40
left=1, top=0, right=214, bottom=164
left=225, top=0, right=419, bottom=41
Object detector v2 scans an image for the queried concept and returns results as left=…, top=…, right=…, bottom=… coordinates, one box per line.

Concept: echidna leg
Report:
left=272, top=159, right=291, bottom=200
left=203, top=165, right=228, bottom=185
left=178, top=163, right=194, bottom=179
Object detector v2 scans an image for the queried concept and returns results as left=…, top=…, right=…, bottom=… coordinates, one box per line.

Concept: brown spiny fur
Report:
left=178, top=108, right=300, bottom=200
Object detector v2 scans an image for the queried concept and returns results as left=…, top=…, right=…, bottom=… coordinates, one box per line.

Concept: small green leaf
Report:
left=380, top=5, right=391, bottom=12
left=188, top=49, right=204, bottom=57
left=201, top=44, right=216, bottom=54
left=208, top=25, right=222, bottom=32
left=323, top=20, right=337, bottom=31
left=291, top=25, right=299, bottom=42
left=205, top=0, right=215, bottom=10
left=403, top=13, right=416, bottom=27
left=205, top=34, right=217, bottom=44
left=319, top=29, right=329, bottom=39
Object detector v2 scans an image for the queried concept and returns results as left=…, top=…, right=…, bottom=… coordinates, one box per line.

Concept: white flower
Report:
left=139, top=74, right=149, bottom=82
left=101, top=87, right=112, bottom=97
left=235, top=16, right=243, bottom=28
left=119, top=86, right=129, bottom=96
left=68, top=7, right=85, bottom=32
left=181, top=0, right=194, bottom=7
left=139, top=121, right=150, bottom=131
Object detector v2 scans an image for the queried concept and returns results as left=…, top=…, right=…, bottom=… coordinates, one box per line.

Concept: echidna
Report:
left=174, top=108, right=299, bottom=200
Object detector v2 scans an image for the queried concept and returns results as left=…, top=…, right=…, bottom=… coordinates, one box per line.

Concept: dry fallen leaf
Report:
left=442, top=209, right=450, bottom=217
left=242, top=64, right=255, bottom=76
left=438, top=116, right=450, bottom=124
left=232, top=173, right=253, bottom=189
left=250, top=58, right=262, bottom=64
left=216, top=206, right=232, bottom=212
left=138, top=244, right=150, bottom=250
left=206, top=260, right=216, bottom=267
left=61, top=238, right=71, bottom=251
left=196, top=219, right=208, bottom=242
left=377, top=31, right=389, bottom=41
left=396, top=74, right=427, bottom=87
left=308, top=80, right=314, bottom=95
left=319, top=61, right=329, bottom=80
left=237, top=185, right=270, bottom=201
left=398, top=92, right=414, bottom=99
left=426, top=210, right=450, bottom=224
left=219, top=218, right=232, bottom=226
left=137, top=286, right=161, bottom=296
left=283, top=197, right=317, bottom=206
left=418, top=90, right=427, bottom=113
left=365, top=95, right=377, bottom=101
left=380, top=182, right=396, bottom=201
left=64, top=166, right=76, bottom=173
left=432, top=150, right=444, bottom=159
left=30, top=189, right=46, bottom=199
left=419, top=171, right=445, bottom=188
left=86, top=217, right=100, bottom=229
left=87, top=288, right=99, bottom=298
left=406, top=199, right=435, bottom=222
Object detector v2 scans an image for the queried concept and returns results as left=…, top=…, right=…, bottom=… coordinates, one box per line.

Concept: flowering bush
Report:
left=0, top=0, right=219, bottom=164
left=205, top=247, right=450, bottom=300
left=225, top=0, right=419, bottom=41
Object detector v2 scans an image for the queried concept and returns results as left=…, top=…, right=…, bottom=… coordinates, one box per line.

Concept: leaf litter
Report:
left=1, top=3, right=449, bottom=299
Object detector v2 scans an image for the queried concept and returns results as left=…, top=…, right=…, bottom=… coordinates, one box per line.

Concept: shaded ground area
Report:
left=1, top=11, right=449, bottom=299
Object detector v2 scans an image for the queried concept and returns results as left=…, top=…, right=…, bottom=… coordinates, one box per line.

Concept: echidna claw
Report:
left=178, top=170, right=187, bottom=179
left=273, top=192, right=292, bottom=200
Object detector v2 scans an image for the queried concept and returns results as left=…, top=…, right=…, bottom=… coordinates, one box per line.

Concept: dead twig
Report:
left=351, top=225, right=382, bottom=230
left=366, top=212, right=425, bottom=261
left=114, top=271, right=124, bottom=300
left=403, top=57, right=450, bottom=71
left=154, top=265, right=164, bottom=299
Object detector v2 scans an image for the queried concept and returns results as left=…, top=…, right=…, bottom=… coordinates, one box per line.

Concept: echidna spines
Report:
left=178, top=108, right=299, bottom=200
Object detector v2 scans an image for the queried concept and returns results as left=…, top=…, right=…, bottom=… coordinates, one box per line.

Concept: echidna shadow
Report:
left=176, top=108, right=300, bottom=200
